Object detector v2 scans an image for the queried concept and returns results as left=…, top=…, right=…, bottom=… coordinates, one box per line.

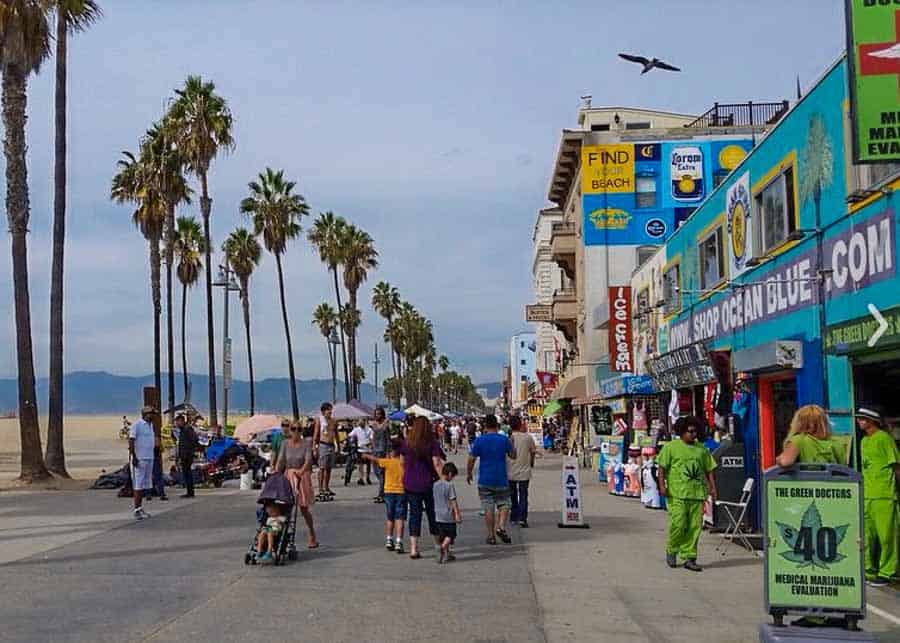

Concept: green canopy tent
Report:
left=542, top=400, right=563, bottom=417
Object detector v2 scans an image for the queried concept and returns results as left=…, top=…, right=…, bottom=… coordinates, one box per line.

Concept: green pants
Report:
left=666, top=497, right=704, bottom=561
left=864, top=498, right=898, bottom=580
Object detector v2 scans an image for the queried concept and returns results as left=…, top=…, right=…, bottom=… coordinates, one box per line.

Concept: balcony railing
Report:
left=551, top=222, right=576, bottom=236
left=685, top=101, right=789, bottom=129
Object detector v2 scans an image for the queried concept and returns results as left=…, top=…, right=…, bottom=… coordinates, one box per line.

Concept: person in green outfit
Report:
left=775, top=404, right=846, bottom=468
left=857, top=407, right=900, bottom=587
left=657, top=415, right=717, bottom=572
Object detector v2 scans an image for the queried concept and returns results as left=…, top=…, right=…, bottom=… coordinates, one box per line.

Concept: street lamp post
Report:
left=213, top=260, right=241, bottom=430
left=328, top=327, right=341, bottom=404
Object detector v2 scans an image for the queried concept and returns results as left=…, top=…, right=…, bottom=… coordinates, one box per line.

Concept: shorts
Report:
left=478, top=485, right=511, bottom=512
left=383, top=493, right=407, bottom=521
left=131, top=459, right=153, bottom=490
left=265, top=520, right=285, bottom=534
left=317, top=444, right=335, bottom=470
left=435, top=521, right=457, bottom=543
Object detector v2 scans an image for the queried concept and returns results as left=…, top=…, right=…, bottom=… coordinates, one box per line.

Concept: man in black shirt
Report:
left=176, top=415, right=198, bottom=498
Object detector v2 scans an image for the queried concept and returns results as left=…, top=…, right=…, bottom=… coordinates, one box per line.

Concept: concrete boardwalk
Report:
left=1, top=455, right=898, bottom=642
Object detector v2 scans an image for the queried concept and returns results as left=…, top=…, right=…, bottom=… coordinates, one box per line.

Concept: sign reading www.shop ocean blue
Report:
left=668, top=206, right=894, bottom=350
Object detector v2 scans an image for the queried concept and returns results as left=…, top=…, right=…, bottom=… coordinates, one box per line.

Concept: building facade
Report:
left=509, top=332, right=537, bottom=406
left=531, top=206, right=566, bottom=376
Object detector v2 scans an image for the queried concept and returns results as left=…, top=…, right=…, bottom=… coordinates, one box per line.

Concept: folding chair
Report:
left=714, top=477, right=760, bottom=557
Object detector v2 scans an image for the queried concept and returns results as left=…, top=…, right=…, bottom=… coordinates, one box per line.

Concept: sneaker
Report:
left=519, top=520, right=529, bottom=528
left=496, top=529, right=511, bottom=544
left=159, top=495, right=169, bottom=502
left=258, top=552, right=273, bottom=565
left=437, top=551, right=446, bottom=564
left=867, top=577, right=889, bottom=587
left=134, top=508, right=150, bottom=520
left=357, top=479, right=366, bottom=486
left=366, top=478, right=373, bottom=485
left=666, top=553, right=677, bottom=568
left=394, top=542, right=405, bottom=554
left=683, top=559, right=703, bottom=572
left=385, top=538, right=394, bottom=551
left=445, top=553, right=457, bottom=562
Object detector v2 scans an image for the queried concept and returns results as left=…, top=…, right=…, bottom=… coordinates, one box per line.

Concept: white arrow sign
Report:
left=867, top=303, right=888, bottom=348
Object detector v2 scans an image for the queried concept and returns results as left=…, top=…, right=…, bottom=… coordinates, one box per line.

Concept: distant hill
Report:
left=0, top=371, right=387, bottom=415
left=477, top=382, right=501, bottom=399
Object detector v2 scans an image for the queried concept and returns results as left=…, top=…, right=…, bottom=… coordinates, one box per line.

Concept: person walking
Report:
left=175, top=414, right=198, bottom=498
left=400, top=416, right=445, bottom=559
left=657, top=415, right=717, bottom=572
left=856, top=407, right=899, bottom=587
left=467, top=414, right=516, bottom=545
left=775, top=404, right=845, bottom=468
left=315, top=402, right=339, bottom=500
left=370, top=407, right=391, bottom=503
left=507, top=415, right=536, bottom=528
left=349, top=420, right=374, bottom=485
left=276, top=420, right=319, bottom=549
left=433, top=462, right=462, bottom=564
left=129, top=406, right=158, bottom=520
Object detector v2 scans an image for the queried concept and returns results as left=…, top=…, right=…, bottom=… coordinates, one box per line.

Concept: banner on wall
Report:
left=726, top=172, right=753, bottom=278
left=608, top=287, right=633, bottom=373
left=670, top=146, right=704, bottom=201
left=846, top=0, right=900, bottom=163
left=582, top=144, right=635, bottom=194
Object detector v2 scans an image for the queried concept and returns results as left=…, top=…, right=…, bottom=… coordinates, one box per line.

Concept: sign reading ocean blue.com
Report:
left=668, top=206, right=894, bottom=350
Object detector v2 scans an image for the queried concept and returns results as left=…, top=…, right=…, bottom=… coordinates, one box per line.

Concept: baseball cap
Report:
left=855, top=407, right=883, bottom=425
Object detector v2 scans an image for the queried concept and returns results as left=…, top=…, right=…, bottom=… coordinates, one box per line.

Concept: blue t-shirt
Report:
left=471, top=432, right=513, bottom=487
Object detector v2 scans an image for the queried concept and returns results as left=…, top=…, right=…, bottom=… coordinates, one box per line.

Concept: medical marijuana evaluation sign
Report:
left=764, top=465, right=865, bottom=616
left=846, top=0, right=900, bottom=163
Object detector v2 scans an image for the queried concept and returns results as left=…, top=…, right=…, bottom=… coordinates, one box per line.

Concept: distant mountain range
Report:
left=0, top=371, right=387, bottom=415
left=477, top=382, right=501, bottom=399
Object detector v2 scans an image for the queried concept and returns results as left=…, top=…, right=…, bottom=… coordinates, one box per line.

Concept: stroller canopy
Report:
left=257, top=472, right=294, bottom=507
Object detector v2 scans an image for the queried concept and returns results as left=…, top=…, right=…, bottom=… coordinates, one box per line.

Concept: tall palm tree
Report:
left=174, top=216, right=205, bottom=401
left=371, top=281, right=400, bottom=380
left=111, top=150, right=166, bottom=402
left=45, top=0, right=101, bottom=477
left=341, top=225, right=378, bottom=399
left=308, top=211, right=350, bottom=402
left=223, top=228, right=261, bottom=416
left=438, top=354, right=449, bottom=373
left=167, top=75, right=234, bottom=426
left=312, top=302, right=338, bottom=403
left=1, top=0, right=53, bottom=482
left=241, top=167, right=308, bottom=419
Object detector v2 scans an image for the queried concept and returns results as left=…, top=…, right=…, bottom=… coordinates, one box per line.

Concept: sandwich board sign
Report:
left=763, top=464, right=865, bottom=627
left=558, top=456, right=589, bottom=529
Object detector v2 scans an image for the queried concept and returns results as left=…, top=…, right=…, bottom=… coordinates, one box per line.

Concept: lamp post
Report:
left=328, top=326, right=341, bottom=404
left=213, top=260, right=241, bottom=430
left=373, top=343, right=380, bottom=405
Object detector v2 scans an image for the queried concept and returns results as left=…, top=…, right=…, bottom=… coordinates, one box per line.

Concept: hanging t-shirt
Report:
left=784, top=433, right=845, bottom=465
left=657, top=439, right=716, bottom=500
left=861, top=430, right=900, bottom=499
left=632, top=401, right=648, bottom=430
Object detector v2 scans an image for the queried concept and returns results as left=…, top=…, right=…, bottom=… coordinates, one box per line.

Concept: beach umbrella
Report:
left=331, top=402, right=371, bottom=420
left=405, top=404, right=443, bottom=421
left=388, top=410, right=406, bottom=422
left=542, top=400, right=562, bottom=417
left=234, top=414, right=282, bottom=441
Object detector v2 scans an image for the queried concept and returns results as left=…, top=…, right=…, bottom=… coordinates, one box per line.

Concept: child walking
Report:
left=657, top=416, right=717, bottom=572
left=361, top=437, right=407, bottom=553
left=433, top=462, right=462, bottom=564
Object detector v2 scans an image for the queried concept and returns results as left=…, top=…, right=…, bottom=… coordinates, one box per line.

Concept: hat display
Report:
left=855, top=407, right=883, bottom=425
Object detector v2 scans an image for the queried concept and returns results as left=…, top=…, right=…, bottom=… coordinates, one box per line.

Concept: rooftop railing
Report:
left=685, top=100, right=789, bottom=129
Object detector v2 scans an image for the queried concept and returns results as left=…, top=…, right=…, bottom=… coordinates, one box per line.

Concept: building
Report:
left=509, top=332, right=537, bottom=406
left=530, top=206, right=566, bottom=376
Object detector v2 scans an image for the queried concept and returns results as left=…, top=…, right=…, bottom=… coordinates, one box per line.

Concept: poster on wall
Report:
left=726, top=171, right=753, bottom=278
left=670, top=146, right=704, bottom=201
left=845, top=0, right=900, bottom=163
left=582, top=144, right=634, bottom=194
left=608, top=287, right=633, bottom=373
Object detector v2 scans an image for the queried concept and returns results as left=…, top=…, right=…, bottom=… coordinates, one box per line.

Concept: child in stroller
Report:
left=245, top=472, right=298, bottom=565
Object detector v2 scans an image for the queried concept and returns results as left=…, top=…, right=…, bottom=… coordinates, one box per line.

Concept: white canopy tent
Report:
left=404, top=404, right=443, bottom=421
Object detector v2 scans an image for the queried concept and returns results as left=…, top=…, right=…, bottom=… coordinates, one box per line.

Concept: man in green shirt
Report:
left=857, top=407, right=900, bottom=587
left=657, top=416, right=717, bottom=572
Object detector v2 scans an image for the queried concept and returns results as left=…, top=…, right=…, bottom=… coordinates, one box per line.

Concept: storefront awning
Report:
left=550, top=375, right=586, bottom=400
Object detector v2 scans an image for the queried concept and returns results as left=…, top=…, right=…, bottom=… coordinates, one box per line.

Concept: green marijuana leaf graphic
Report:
left=777, top=501, right=849, bottom=570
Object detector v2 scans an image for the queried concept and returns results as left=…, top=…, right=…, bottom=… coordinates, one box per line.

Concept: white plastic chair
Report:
left=714, top=478, right=760, bottom=557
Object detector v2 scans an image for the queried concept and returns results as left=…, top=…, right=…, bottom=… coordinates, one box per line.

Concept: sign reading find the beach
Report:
left=846, top=0, right=900, bottom=163
left=764, top=467, right=864, bottom=616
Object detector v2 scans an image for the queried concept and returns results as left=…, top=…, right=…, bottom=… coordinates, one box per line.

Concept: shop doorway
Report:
left=851, top=355, right=900, bottom=467
left=758, top=373, right=798, bottom=468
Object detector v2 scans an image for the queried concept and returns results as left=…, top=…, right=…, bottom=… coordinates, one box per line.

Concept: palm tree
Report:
left=1, top=0, right=53, bottom=482
left=308, top=211, right=350, bottom=402
left=312, top=302, right=339, bottom=403
left=438, top=355, right=449, bottom=373
left=46, top=0, right=101, bottom=477
left=223, top=228, right=261, bottom=415
left=371, top=281, right=400, bottom=380
left=241, top=167, right=308, bottom=419
left=341, top=225, right=378, bottom=399
left=111, top=150, right=167, bottom=402
left=174, top=216, right=205, bottom=401
left=167, top=75, right=234, bottom=426
left=800, top=114, right=833, bottom=227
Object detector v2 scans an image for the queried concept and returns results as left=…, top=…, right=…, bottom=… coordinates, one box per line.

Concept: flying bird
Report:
left=618, top=53, right=681, bottom=74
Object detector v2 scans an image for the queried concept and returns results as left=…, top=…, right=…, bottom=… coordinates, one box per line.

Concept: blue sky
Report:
left=0, top=1, right=845, bottom=385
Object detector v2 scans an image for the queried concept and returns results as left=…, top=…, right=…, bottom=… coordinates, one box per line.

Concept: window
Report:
left=636, top=175, right=657, bottom=209
left=698, top=226, right=726, bottom=289
left=625, top=121, right=651, bottom=130
left=520, top=341, right=525, bottom=348
left=591, top=123, right=610, bottom=132
left=636, top=245, right=656, bottom=268
left=636, top=288, right=650, bottom=332
left=754, top=168, right=796, bottom=254
left=520, top=359, right=526, bottom=366
left=662, top=264, right=681, bottom=315
left=713, top=169, right=730, bottom=189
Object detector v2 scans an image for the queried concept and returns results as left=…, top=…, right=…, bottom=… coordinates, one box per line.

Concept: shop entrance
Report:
left=758, top=373, right=798, bottom=468
left=851, top=354, right=900, bottom=466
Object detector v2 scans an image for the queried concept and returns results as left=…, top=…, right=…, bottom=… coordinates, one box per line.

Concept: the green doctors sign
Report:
left=846, top=0, right=900, bottom=163
left=764, top=465, right=865, bottom=620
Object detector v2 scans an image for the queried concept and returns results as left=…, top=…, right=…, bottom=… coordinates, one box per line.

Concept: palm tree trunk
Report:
left=275, top=254, right=299, bottom=419
left=181, top=280, right=190, bottom=401
left=150, top=235, right=162, bottom=399
left=331, top=267, right=350, bottom=402
left=240, top=278, right=255, bottom=416
left=200, top=172, right=217, bottom=425
left=165, top=203, right=176, bottom=425
left=3, top=65, right=49, bottom=482
left=348, top=288, right=358, bottom=399
left=327, top=339, right=336, bottom=404
left=46, top=14, right=69, bottom=477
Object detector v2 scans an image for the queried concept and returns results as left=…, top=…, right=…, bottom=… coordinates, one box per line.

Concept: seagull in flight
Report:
left=618, top=53, right=681, bottom=74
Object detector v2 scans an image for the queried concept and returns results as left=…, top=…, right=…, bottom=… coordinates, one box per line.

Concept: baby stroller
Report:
left=342, top=436, right=360, bottom=487
left=244, top=472, right=298, bottom=565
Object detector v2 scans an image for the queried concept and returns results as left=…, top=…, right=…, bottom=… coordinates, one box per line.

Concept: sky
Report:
left=0, top=1, right=847, bottom=386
